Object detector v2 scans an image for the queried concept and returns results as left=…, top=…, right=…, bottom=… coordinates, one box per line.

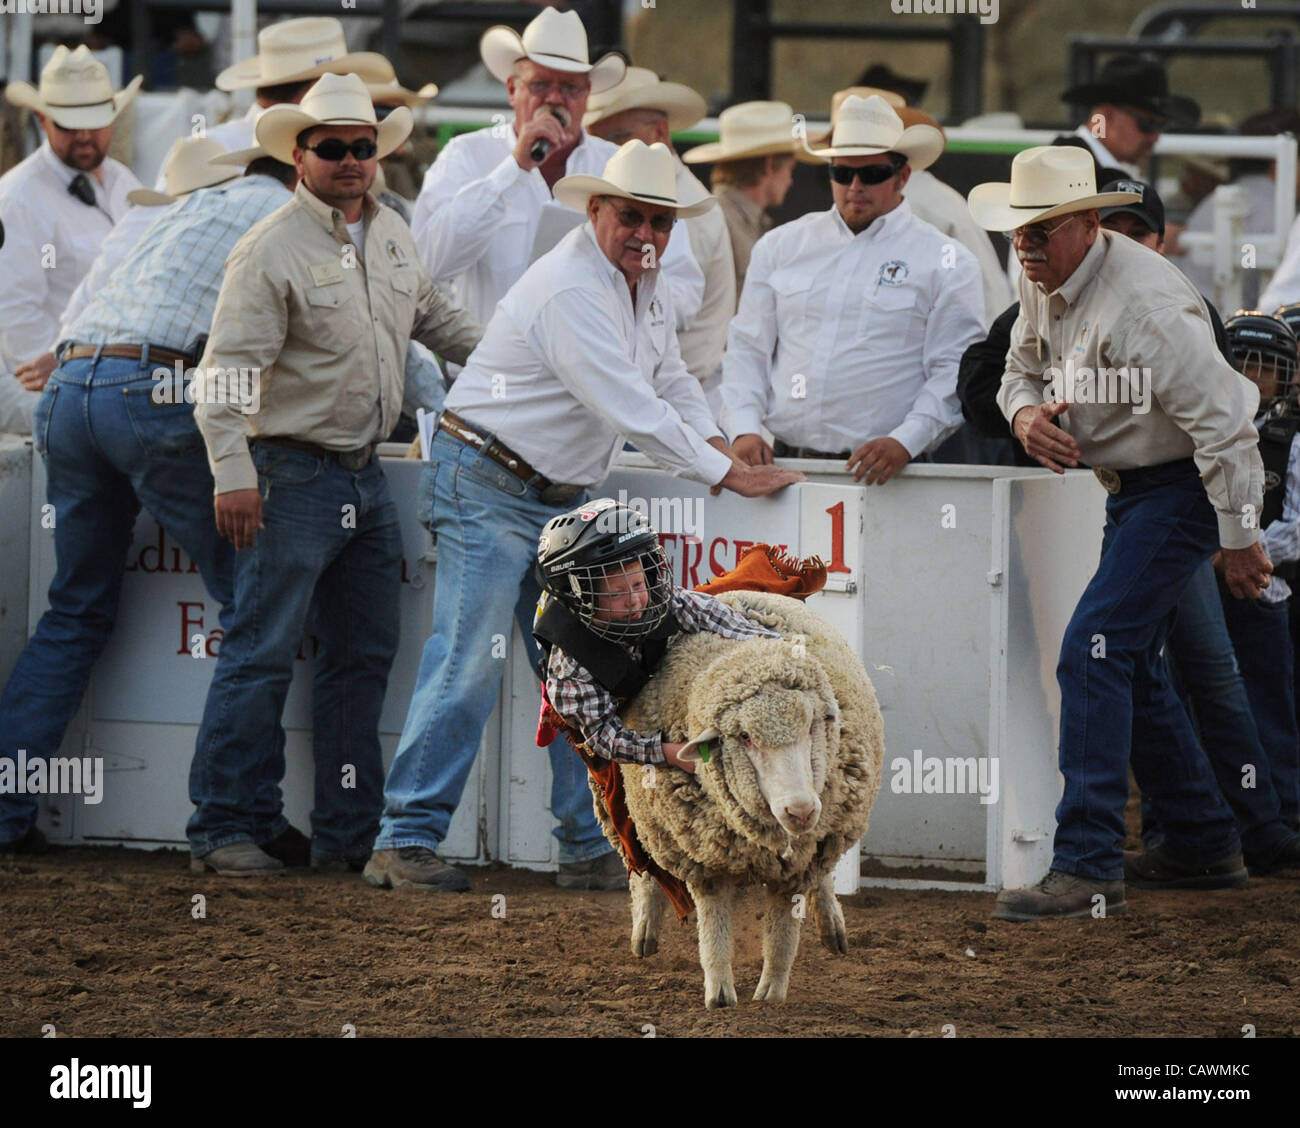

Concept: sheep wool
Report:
left=594, top=590, right=885, bottom=895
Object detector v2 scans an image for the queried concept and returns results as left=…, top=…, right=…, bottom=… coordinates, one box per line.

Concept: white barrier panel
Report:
left=19, top=449, right=1105, bottom=890
left=0, top=438, right=32, bottom=693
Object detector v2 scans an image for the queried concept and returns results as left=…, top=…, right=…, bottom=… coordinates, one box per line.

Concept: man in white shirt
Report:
left=365, top=141, right=802, bottom=894
left=585, top=66, right=735, bottom=388
left=0, top=46, right=143, bottom=431
left=410, top=8, right=703, bottom=346
left=1056, top=54, right=1200, bottom=183
left=724, top=95, right=985, bottom=484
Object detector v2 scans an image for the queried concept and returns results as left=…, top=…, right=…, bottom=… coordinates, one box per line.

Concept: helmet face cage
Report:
left=1226, top=313, right=1298, bottom=413
left=1233, top=347, right=1297, bottom=411
left=565, top=542, right=674, bottom=643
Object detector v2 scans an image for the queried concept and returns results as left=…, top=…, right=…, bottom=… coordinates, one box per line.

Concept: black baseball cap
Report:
left=1098, top=177, right=1165, bottom=237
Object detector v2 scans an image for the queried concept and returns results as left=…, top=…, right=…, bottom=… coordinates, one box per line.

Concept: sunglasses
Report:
left=1007, top=214, right=1079, bottom=247
left=828, top=161, right=902, bottom=186
left=526, top=79, right=589, bottom=100
left=607, top=202, right=675, bottom=234
left=304, top=137, right=379, bottom=162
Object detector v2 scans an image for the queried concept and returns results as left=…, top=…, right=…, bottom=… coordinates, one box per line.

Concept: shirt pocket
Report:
left=858, top=282, right=919, bottom=338
left=304, top=283, right=361, bottom=350
left=769, top=270, right=819, bottom=330
left=389, top=269, right=418, bottom=323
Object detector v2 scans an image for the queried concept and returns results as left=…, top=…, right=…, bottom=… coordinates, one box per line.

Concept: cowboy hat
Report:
left=1060, top=53, right=1200, bottom=129
left=681, top=101, right=799, bottom=164
left=480, top=8, right=625, bottom=94
left=6, top=45, right=142, bottom=131
left=127, top=137, right=242, bottom=206
left=583, top=66, right=705, bottom=132
left=554, top=139, right=716, bottom=217
left=216, top=17, right=395, bottom=92
left=810, top=94, right=944, bottom=170
left=855, top=63, right=929, bottom=107
left=366, top=79, right=439, bottom=108
left=799, top=86, right=945, bottom=162
left=968, top=145, right=1143, bottom=232
left=255, top=72, right=412, bottom=164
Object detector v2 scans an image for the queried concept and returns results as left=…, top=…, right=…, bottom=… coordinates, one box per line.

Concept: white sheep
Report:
left=592, top=590, right=885, bottom=1008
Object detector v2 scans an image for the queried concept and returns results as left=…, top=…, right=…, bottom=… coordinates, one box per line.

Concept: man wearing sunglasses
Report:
left=364, top=141, right=803, bottom=896
left=723, top=95, right=984, bottom=484
left=410, top=9, right=704, bottom=376
left=185, top=74, right=482, bottom=877
left=1056, top=53, right=1200, bottom=184
left=968, top=146, right=1270, bottom=921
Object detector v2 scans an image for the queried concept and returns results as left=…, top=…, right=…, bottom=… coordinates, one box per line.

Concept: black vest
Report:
left=533, top=595, right=679, bottom=702
left=1260, top=412, right=1298, bottom=583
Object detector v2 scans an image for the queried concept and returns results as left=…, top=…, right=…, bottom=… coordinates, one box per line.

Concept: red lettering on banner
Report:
left=128, top=525, right=200, bottom=575
left=733, top=540, right=754, bottom=567
left=178, top=601, right=205, bottom=655
left=681, top=536, right=702, bottom=587
left=824, top=502, right=851, bottom=573
left=708, top=537, right=729, bottom=576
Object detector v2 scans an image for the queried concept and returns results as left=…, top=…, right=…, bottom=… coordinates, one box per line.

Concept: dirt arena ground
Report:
left=3, top=843, right=1297, bottom=1039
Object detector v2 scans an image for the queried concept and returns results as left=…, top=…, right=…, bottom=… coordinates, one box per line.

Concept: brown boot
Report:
left=993, top=869, right=1126, bottom=922
left=1124, top=844, right=1248, bottom=889
left=556, top=850, right=628, bottom=891
left=363, top=847, right=471, bottom=892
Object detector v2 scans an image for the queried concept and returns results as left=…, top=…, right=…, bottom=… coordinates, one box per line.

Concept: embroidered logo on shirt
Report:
left=310, top=261, right=346, bottom=287
left=385, top=238, right=408, bottom=267
left=876, top=260, right=908, bottom=287
left=648, top=297, right=666, bottom=329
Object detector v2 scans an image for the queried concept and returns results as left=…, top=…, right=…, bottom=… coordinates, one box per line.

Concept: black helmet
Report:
left=536, top=497, right=673, bottom=642
left=1225, top=310, right=1297, bottom=411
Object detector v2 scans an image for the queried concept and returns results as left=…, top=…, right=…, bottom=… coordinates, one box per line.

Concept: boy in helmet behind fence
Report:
left=1218, top=311, right=1300, bottom=834
left=534, top=497, right=779, bottom=775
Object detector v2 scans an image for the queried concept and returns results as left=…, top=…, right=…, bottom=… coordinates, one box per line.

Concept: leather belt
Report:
left=1092, top=458, right=1199, bottom=496
left=62, top=343, right=193, bottom=368
left=773, top=438, right=851, bottom=461
left=255, top=436, right=377, bottom=472
left=438, top=410, right=582, bottom=505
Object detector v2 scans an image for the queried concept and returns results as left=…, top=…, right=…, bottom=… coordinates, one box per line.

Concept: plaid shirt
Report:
left=546, top=588, right=779, bottom=765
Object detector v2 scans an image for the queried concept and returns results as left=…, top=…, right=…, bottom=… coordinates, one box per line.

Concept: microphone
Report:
left=529, top=105, right=571, bottom=165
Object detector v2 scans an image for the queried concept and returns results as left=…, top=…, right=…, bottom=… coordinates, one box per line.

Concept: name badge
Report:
left=310, top=261, right=346, bottom=287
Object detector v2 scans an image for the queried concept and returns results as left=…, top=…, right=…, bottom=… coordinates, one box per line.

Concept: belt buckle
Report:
left=339, top=447, right=372, bottom=472
left=1093, top=467, right=1122, bottom=495
left=539, top=482, right=581, bottom=505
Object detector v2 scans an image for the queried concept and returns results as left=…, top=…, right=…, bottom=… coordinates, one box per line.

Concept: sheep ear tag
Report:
left=678, top=727, right=720, bottom=764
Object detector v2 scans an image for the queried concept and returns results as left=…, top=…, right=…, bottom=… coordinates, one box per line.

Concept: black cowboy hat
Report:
left=854, top=63, right=928, bottom=106
left=1061, top=53, right=1200, bottom=129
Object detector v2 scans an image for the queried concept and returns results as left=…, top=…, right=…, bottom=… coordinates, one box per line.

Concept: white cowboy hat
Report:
left=968, top=145, right=1143, bottom=232
left=799, top=85, right=943, bottom=163
left=555, top=139, right=716, bottom=217
left=681, top=101, right=799, bottom=164
left=480, top=8, right=626, bottom=94
left=216, top=17, right=394, bottom=92
left=810, top=94, right=944, bottom=170
left=366, top=79, right=439, bottom=107
left=255, top=72, right=412, bottom=164
left=583, top=66, right=705, bottom=132
left=127, top=137, right=241, bottom=206
left=5, top=45, right=142, bottom=131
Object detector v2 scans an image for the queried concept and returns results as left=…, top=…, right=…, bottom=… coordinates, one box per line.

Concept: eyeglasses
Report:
left=526, top=79, right=589, bottom=100
left=828, top=161, right=903, bottom=186
left=304, top=137, right=379, bottom=162
left=1007, top=214, right=1079, bottom=247
left=1121, top=107, right=1166, bottom=134
left=606, top=201, right=675, bottom=234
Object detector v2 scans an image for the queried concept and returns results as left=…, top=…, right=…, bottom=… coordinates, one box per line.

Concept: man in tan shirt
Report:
left=188, top=74, right=481, bottom=876
left=969, top=146, right=1271, bottom=921
left=683, top=102, right=798, bottom=300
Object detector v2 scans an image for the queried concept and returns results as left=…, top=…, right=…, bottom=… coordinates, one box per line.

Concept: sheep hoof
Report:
left=632, top=934, right=658, bottom=958
left=704, top=981, right=737, bottom=1009
left=821, top=924, right=848, bottom=956
left=752, top=976, right=789, bottom=1004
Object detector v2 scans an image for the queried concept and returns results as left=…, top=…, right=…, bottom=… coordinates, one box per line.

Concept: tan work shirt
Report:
left=998, top=230, right=1264, bottom=548
left=714, top=184, right=771, bottom=302
left=196, top=182, right=481, bottom=494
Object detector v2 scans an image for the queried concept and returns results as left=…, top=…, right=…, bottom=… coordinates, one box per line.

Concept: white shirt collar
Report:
left=828, top=197, right=912, bottom=241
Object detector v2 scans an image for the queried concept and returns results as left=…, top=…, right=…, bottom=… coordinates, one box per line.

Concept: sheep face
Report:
left=689, top=642, right=841, bottom=840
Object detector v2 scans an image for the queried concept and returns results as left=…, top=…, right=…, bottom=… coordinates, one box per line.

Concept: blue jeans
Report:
left=0, top=352, right=233, bottom=844
left=187, top=443, right=402, bottom=860
left=374, top=428, right=610, bottom=864
left=1155, top=562, right=1296, bottom=863
left=1221, top=592, right=1300, bottom=831
left=1055, top=464, right=1241, bottom=880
